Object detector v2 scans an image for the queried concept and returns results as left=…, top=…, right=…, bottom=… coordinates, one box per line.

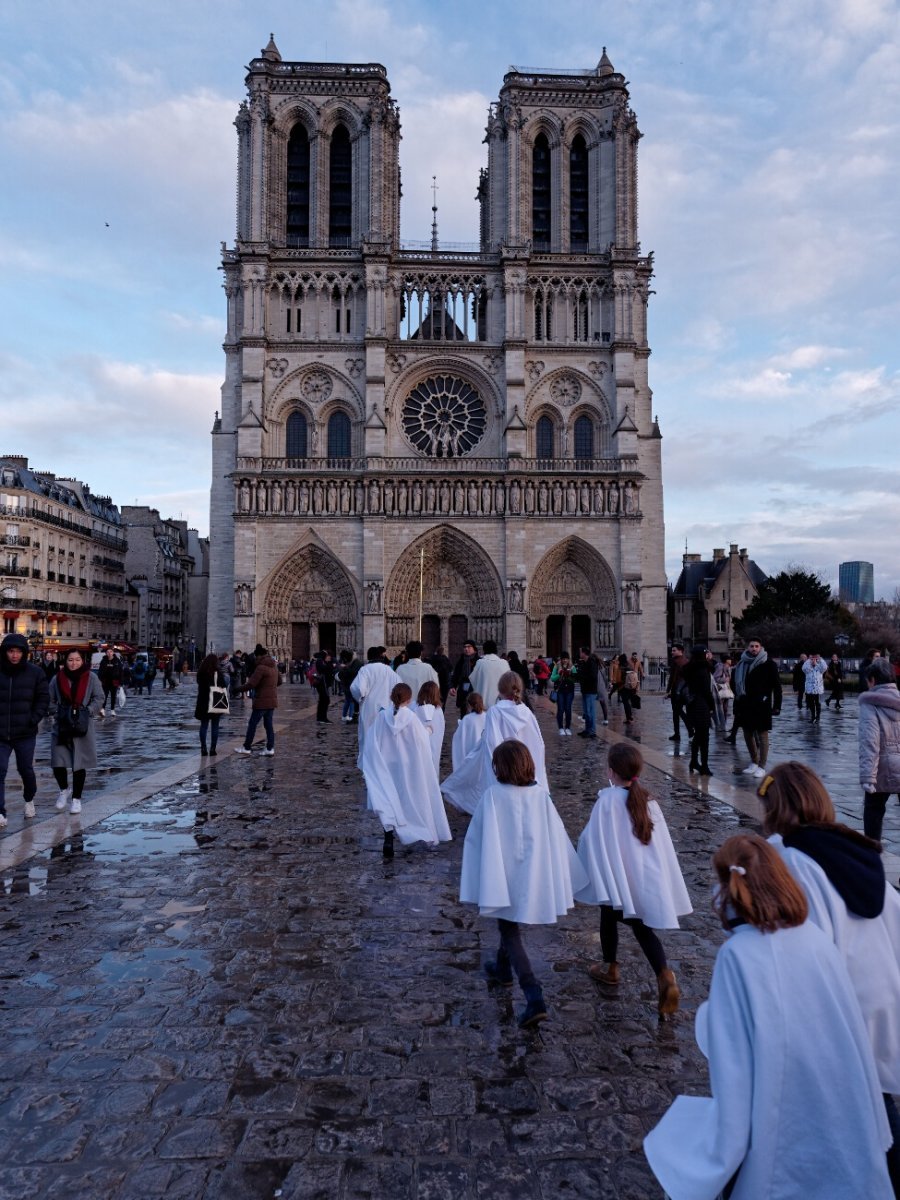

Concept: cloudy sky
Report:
left=2, top=0, right=899, bottom=595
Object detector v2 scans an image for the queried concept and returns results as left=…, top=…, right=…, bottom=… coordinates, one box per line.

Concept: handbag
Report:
left=549, top=689, right=558, bottom=703
left=717, top=683, right=734, bottom=699
left=116, top=686, right=127, bottom=710
left=209, top=684, right=230, bottom=714
left=57, top=703, right=90, bottom=739
left=631, top=692, right=642, bottom=710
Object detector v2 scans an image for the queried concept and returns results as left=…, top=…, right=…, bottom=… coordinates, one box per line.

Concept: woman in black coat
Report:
left=195, top=654, right=228, bottom=755
left=681, top=646, right=716, bottom=775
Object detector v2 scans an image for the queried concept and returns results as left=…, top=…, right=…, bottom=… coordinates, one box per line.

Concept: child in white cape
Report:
left=644, top=833, right=892, bottom=1200
left=362, top=682, right=452, bottom=859
left=443, top=671, right=547, bottom=815
left=460, top=739, right=588, bottom=1028
left=411, top=680, right=445, bottom=781
left=451, top=691, right=486, bottom=771
left=576, top=741, right=691, bottom=1015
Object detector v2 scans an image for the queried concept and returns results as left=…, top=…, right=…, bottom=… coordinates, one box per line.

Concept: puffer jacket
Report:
left=0, top=633, right=50, bottom=743
left=859, top=684, right=900, bottom=792
left=244, top=655, right=282, bottom=710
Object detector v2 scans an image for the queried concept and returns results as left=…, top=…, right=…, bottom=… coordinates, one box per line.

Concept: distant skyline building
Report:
left=839, top=560, right=874, bottom=604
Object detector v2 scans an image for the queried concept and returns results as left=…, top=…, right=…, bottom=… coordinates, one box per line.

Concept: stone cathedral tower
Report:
left=208, top=38, right=666, bottom=664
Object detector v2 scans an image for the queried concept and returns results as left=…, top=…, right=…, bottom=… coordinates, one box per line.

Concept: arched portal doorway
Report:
left=384, top=525, right=504, bottom=657
left=528, top=537, right=618, bottom=657
left=262, top=542, right=359, bottom=662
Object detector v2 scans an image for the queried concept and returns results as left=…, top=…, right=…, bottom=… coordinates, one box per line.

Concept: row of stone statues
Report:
left=236, top=476, right=640, bottom=518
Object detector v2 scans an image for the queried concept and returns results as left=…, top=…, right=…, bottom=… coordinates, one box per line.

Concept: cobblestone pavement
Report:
left=0, top=679, right=890, bottom=1197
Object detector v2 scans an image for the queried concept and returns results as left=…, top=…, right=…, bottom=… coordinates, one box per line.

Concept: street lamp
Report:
left=834, top=632, right=850, bottom=679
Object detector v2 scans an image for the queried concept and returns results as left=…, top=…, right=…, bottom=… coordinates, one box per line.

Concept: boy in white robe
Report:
left=350, top=647, right=401, bottom=770
left=644, top=833, right=892, bottom=1200
left=411, top=680, right=445, bottom=781
left=361, top=682, right=452, bottom=859
left=442, top=671, right=547, bottom=815
left=460, top=739, right=588, bottom=1028
left=451, top=692, right=486, bottom=771
left=576, top=741, right=691, bottom=1015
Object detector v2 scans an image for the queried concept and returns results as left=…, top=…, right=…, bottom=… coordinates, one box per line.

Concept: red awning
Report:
left=3, top=611, right=19, bottom=619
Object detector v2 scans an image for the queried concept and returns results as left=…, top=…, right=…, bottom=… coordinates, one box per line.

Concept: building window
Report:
left=3, top=617, right=14, bottom=634
left=286, top=412, right=308, bottom=459
left=286, top=124, right=310, bottom=246
left=536, top=415, right=554, bottom=459
left=329, top=124, right=352, bottom=246
left=569, top=134, right=588, bottom=248
left=532, top=133, right=551, bottom=247
left=574, top=415, right=593, bottom=459
left=715, top=610, right=727, bottom=633
left=327, top=411, right=352, bottom=459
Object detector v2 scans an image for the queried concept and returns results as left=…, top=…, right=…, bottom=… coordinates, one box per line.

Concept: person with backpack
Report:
left=49, top=648, right=104, bottom=816
left=0, top=633, right=50, bottom=826
left=337, top=650, right=362, bottom=723
left=97, top=647, right=123, bottom=717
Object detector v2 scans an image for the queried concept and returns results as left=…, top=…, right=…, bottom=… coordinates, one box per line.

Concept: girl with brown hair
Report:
left=576, top=741, right=691, bottom=1015
left=451, top=691, right=486, bottom=771
left=460, top=739, right=587, bottom=1028
left=645, top=832, right=892, bottom=1200
left=411, top=680, right=445, bottom=781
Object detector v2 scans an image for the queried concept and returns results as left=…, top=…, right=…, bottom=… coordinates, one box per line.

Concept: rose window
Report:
left=402, top=376, right=487, bottom=457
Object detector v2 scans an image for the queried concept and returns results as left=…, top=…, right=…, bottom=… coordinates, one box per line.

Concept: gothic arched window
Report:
left=329, top=124, right=352, bottom=246
left=286, top=411, right=308, bottom=459
left=536, top=415, right=554, bottom=459
left=327, top=411, right=352, bottom=458
left=569, top=134, right=588, bottom=249
left=574, top=415, right=594, bottom=459
left=532, top=133, right=551, bottom=248
left=286, top=124, right=310, bottom=246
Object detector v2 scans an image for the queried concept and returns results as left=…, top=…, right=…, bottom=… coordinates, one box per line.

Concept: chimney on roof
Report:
left=712, top=548, right=725, bottom=561
left=685, top=554, right=702, bottom=564
left=729, top=543, right=739, bottom=554
left=2, top=455, right=28, bottom=468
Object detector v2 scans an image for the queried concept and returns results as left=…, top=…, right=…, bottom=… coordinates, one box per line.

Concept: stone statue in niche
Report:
left=354, top=481, right=365, bottom=513
left=453, top=480, right=465, bottom=512
left=552, top=480, right=563, bottom=515
left=481, top=480, right=492, bottom=513
left=467, top=481, right=479, bottom=514
left=368, top=480, right=380, bottom=513
left=623, top=481, right=636, bottom=514
left=366, top=581, right=382, bottom=613
left=608, top=482, right=620, bottom=514
left=340, top=480, right=351, bottom=514
left=397, top=479, right=408, bottom=514
left=524, top=481, right=535, bottom=514
left=384, top=479, right=395, bottom=514
left=580, top=481, right=591, bottom=512
left=566, top=481, right=577, bottom=514
left=271, top=482, right=283, bottom=513
left=326, top=481, right=338, bottom=512
left=509, top=480, right=521, bottom=514
left=238, top=481, right=250, bottom=512
left=256, top=482, right=267, bottom=512
left=507, top=580, right=525, bottom=612
left=298, top=481, right=309, bottom=513
left=412, top=480, right=422, bottom=513
left=593, top=481, right=605, bottom=513
left=285, top=480, right=296, bottom=512
left=235, top=584, right=251, bottom=615
left=537, top=481, right=549, bottom=513
left=494, top=482, right=505, bottom=514
left=425, top=479, right=436, bottom=513
left=312, top=481, right=324, bottom=514
left=624, top=583, right=637, bottom=612
left=439, top=480, right=450, bottom=513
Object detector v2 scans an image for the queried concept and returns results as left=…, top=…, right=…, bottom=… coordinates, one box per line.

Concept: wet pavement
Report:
left=0, top=678, right=893, bottom=1197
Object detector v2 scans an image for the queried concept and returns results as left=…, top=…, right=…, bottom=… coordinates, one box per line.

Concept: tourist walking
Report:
left=310, top=651, right=334, bottom=724
left=665, top=643, right=692, bottom=742
left=361, top=682, right=451, bottom=859
left=195, top=653, right=228, bottom=756
left=49, top=648, right=104, bottom=816
left=576, top=647, right=601, bottom=738
left=442, top=672, right=547, bottom=814
left=618, top=655, right=640, bottom=724
left=645, top=832, right=892, bottom=1200
left=550, top=652, right=577, bottom=735
left=824, top=653, right=845, bottom=709
left=97, top=647, right=123, bottom=717
left=858, top=657, right=900, bottom=842
left=449, top=640, right=479, bottom=714
left=460, top=739, right=588, bottom=1028
left=0, top=633, right=50, bottom=826
left=233, top=643, right=281, bottom=756
left=451, top=692, right=486, bottom=770
left=791, top=653, right=808, bottom=711
left=576, top=741, right=691, bottom=1014
left=760, top=761, right=900, bottom=1190
left=681, top=646, right=715, bottom=775
left=337, top=650, right=362, bottom=723
left=713, top=655, right=733, bottom=726
left=468, top=639, right=507, bottom=708
left=350, top=647, right=402, bottom=770
left=802, top=651, right=827, bottom=721
left=731, top=638, right=782, bottom=778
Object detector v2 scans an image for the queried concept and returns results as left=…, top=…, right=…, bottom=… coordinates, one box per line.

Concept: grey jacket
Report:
left=49, top=672, right=105, bottom=770
left=858, top=684, right=900, bottom=792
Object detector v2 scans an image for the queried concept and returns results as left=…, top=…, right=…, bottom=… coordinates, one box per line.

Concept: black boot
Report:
left=382, top=830, right=394, bottom=859
left=689, top=760, right=699, bottom=772
left=484, top=948, right=513, bottom=988
left=518, top=985, right=548, bottom=1028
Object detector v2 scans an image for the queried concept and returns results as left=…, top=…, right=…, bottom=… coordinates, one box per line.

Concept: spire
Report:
left=598, top=46, right=614, bottom=76
left=430, top=175, right=439, bottom=252
left=262, top=34, right=281, bottom=62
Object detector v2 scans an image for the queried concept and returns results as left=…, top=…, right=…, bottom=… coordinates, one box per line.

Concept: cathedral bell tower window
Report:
left=569, top=135, right=588, bottom=250
left=286, top=412, right=308, bottom=460
left=573, top=415, right=593, bottom=460
left=327, top=411, right=352, bottom=459
left=329, top=125, right=352, bottom=247
left=286, top=125, right=310, bottom=246
left=532, top=134, right=551, bottom=250
left=536, top=415, right=554, bottom=459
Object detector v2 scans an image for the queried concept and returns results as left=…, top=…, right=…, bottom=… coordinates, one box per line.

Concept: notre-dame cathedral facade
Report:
left=208, top=37, right=666, bottom=664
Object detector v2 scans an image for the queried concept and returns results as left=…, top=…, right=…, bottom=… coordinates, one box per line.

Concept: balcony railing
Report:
left=236, top=455, right=631, bottom=474
left=0, top=534, right=30, bottom=547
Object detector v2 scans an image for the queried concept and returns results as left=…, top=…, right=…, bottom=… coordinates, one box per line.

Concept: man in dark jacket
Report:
left=234, top=644, right=282, bottom=755
left=577, top=647, right=600, bottom=738
left=731, top=638, right=782, bottom=778
left=0, top=633, right=50, bottom=825
left=450, top=641, right=479, bottom=714
left=97, top=647, right=123, bottom=717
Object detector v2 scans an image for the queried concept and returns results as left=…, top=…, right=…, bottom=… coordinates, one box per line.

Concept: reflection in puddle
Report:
left=82, top=801, right=211, bottom=859
left=95, top=945, right=212, bottom=983
left=2, top=864, right=49, bottom=896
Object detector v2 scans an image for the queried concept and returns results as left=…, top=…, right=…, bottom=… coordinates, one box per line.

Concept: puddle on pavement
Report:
left=2, top=864, right=49, bottom=896
left=81, top=800, right=214, bottom=860
left=95, top=945, right=212, bottom=983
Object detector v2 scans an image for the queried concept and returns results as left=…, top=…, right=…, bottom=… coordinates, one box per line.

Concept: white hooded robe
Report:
left=361, top=705, right=452, bottom=846
left=411, top=701, right=445, bottom=781
left=441, top=699, right=547, bottom=815
left=451, top=710, right=486, bottom=771
left=350, top=662, right=401, bottom=770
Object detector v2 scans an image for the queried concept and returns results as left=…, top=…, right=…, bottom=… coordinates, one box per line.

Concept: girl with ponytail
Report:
left=646, top=832, right=892, bottom=1199
left=575, top=742, right=691, bottom=1015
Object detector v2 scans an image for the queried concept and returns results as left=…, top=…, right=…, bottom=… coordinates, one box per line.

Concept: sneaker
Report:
left=742, top=763, right=759, bottom=775
left=234, top=747, right=252, bottom=755
left=558, top=728, right=566, bottom=736
left=110, top=710, right=117, bottom=718
left=69, top=798, right=82, bottom=815
left=566, top=729, right=573, bottom=736
left=99, top=708, right=105, bottom=718
left=753, top=765, right=767, bottom=778
left=55, top=788, right=70, bottom=810
left=261, top=748, right=275, bottom=757
left=0, top=813, right=6, bottom=828
left=602, top=720, right=609, bottom=726
left=24, top=801, right=36, bottom=819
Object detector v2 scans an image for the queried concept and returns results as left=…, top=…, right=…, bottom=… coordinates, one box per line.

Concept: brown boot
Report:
left=588, top=961, right=620, bottom=984
left=657, top=968, right=680, bottom=1015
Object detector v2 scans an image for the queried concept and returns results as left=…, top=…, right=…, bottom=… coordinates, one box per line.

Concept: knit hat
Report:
left=253, top=643, right=267, bottom=656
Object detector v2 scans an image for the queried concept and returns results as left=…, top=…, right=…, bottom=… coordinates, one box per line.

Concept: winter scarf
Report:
left=783, top=823, right=885, bottom=918
left=57, top=666, right=91, bottom=707
left=732, top=647, right=767, bottom=699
